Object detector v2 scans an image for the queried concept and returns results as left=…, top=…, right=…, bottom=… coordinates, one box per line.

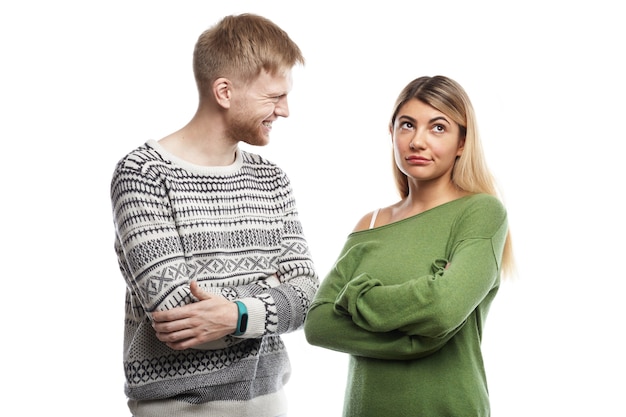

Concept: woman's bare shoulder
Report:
left=352, top=211, right=377, bottom=233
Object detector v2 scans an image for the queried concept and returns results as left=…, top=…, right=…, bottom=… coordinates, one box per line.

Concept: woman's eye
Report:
left=401, top=121, right=413, bottom=130
left=433, top=124, right=445, bottom=133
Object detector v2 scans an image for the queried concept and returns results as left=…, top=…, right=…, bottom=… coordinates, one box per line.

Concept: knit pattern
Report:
left=111, top=140, right=318, bottom=405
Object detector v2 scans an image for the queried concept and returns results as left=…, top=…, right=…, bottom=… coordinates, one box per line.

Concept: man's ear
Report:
left=213, top=78, right=232, bottom=109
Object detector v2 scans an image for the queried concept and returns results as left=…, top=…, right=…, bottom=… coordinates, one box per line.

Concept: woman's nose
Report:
left=409, top=130, right=426, bottom=150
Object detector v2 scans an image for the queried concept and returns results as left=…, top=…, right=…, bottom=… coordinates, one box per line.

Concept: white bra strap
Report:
left=369, top=209, right=380, bottom=229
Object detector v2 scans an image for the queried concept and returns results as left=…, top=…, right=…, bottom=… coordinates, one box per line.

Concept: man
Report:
left=110, top=14, right=318, bottom=417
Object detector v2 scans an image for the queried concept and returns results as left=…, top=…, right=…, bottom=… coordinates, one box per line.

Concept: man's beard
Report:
left=226, top=116, right=269, bottom=147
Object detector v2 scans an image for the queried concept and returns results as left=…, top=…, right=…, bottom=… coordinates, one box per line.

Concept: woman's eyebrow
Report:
left=397, top=114, right=417, bottom=123
left=429, top=116, right=450, bottom=124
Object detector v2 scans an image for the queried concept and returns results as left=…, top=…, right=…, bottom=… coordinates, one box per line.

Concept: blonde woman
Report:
left=305, top=75, right=513, bottom=417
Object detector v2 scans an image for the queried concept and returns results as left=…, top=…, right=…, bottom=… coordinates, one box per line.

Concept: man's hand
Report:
left=152, top=281, right=238, bottom=350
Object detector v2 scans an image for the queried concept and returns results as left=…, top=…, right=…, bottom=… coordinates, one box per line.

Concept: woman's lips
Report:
left=406, top=156, right=431, bottom=165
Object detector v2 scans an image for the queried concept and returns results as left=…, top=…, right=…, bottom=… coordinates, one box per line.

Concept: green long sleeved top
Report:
left=304, top=193, right=508, bottom=417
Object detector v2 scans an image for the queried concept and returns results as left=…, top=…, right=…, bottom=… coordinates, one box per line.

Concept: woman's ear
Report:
left=213, top=78, right=232, bottom=109
left=456, top=136, right=466, bottom=157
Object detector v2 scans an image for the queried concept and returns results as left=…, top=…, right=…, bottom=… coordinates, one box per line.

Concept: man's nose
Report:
left=275, top=96, right=289, bottom=118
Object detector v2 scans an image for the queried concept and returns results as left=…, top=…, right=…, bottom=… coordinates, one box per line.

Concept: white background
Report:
left=2, top=1, right=625, bottom=415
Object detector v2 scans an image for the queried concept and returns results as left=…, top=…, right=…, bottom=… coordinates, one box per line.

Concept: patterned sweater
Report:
left=111, top=140, right=318, bottom=415
left=305, top=194, right=507, bottom=417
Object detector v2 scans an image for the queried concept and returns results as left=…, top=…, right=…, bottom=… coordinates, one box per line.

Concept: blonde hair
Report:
left=193, top=13, right=305, bottom=97
left=389, top=75, right=515, bottom=277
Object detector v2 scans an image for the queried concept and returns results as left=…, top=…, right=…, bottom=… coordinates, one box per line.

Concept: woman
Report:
left=304, top=75, right=514, bottom=417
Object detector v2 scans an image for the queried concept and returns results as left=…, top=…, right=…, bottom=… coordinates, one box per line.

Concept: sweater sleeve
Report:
left=305, top=296, right=457, bottom=360
left=305, top=243, right=456, bottom=360
left=220, top=167, right=318, bottom=339
left=111, top=155, right=196, bottom=315
left=235, top=205, right=319, bottom=339
left=334, top=196, right=507, bottom=338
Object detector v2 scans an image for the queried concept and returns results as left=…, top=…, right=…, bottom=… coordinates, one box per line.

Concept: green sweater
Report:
left=304, top=194, right=508, bottom=417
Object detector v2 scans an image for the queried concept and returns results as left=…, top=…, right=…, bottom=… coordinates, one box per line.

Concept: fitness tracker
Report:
left=233, top=301, right=248, bottom=336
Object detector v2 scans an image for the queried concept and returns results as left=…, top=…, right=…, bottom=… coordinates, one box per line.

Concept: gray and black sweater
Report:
left=111, top=140, right=318, bottom=415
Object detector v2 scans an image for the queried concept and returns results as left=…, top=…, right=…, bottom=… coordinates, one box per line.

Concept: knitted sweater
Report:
left=304, top=194, right=507, bottom=417
left=111, top=140, right=318, bottom=416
